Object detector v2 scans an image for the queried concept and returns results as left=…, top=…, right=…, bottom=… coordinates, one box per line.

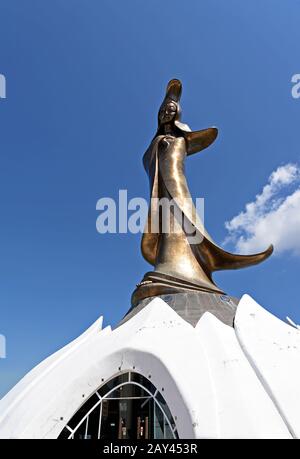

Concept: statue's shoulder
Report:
left=143, top=135, right=163, bottom=159
left=142, top=136, right=158, bottom=170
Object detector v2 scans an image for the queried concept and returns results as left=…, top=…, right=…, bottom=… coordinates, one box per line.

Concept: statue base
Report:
left=121, top=291, right=239, bottom=328
left=131, top=271, right=225, bottom=308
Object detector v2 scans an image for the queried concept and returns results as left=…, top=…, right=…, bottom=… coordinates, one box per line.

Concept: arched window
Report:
left=58, top=372, right=178, bottom=439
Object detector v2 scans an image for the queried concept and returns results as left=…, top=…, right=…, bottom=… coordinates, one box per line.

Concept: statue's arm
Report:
left=184, top=127, right=218, bottom=156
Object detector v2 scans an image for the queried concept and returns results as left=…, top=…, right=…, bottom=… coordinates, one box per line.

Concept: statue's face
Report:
left=159, top=101, right=177, bottom=124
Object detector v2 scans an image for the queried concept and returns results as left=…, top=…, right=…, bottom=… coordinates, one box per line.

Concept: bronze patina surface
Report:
left=131, top=79, right=273, bottom=307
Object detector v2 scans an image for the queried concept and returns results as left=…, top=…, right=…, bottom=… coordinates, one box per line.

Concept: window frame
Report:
left=60, top=371, right=178, bottom=439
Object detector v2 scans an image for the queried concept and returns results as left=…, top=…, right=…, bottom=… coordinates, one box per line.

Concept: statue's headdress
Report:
left=157, top=79, right=219, bottom=155
left=158, top=79, right=182, bottom=126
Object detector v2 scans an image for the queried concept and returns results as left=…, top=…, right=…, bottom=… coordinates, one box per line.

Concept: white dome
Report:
left=0, top=294, right=299, bottom=439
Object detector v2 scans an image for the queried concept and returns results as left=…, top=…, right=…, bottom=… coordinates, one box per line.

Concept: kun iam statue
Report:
left=131, top=79, right=273, bottom=307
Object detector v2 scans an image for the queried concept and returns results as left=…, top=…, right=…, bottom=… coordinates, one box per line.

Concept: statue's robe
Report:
left=141, top=133, right=273, bottom=290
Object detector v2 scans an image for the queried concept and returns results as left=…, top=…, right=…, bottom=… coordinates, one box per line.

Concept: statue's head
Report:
left=158, top=100, right=179, bottom=124
left=158, top=79, right=182, bottom=126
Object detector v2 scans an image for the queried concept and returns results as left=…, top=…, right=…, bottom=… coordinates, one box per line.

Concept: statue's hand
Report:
left=161, top=135, right=175, bottom=148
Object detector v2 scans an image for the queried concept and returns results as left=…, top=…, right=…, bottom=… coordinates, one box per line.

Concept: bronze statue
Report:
left=131, top=79, right=273, bottom=307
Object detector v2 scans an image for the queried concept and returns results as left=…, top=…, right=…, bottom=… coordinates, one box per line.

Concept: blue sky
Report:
left=0, top=0, right=300, bottom=398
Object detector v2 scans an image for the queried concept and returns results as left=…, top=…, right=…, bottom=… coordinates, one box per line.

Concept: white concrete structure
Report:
left=0, top=294, right=299, bottom=439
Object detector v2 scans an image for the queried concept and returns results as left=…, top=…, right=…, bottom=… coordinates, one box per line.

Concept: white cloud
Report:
left=225, top=163, right=300, bottom=255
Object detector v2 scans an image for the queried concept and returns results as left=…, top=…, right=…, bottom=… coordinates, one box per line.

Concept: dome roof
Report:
left=0, top=294, right=299, bottom=438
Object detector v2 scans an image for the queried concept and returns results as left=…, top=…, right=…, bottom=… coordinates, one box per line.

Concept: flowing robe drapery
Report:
left=141, top=134, right=273, bottom=292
